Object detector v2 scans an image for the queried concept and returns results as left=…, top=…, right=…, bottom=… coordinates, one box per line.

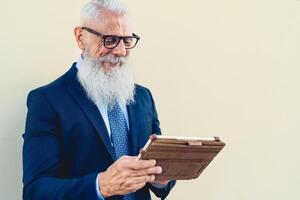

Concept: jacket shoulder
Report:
left=134, top=84, right=157, bottom=107
left=135, top=84, right=152, bottom=96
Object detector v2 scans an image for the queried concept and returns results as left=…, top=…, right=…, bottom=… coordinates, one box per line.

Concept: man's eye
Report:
left=123, top=38, right=133, bottom=45
left=105, top=37, right=118, bottom=45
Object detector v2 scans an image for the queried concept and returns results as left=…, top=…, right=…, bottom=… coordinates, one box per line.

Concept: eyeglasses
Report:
left=81, top=27, right=140, bottom=49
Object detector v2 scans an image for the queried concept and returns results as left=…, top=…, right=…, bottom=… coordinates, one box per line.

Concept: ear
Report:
left=74, top=26, right=85, bottom=50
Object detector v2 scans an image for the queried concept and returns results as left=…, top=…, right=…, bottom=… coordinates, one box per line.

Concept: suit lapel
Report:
left=127, top=101, right=139, bottom=156
left=65, top=65, right=116, bottom=161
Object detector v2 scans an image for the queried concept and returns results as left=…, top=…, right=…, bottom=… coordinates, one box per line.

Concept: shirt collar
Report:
left=75, top=54, right=84, bottom=70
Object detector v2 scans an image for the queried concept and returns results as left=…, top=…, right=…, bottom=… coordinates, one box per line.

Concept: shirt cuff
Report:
left=151, top=182, right=167, bottom=189
left=95, top=173, right=105, bottom=200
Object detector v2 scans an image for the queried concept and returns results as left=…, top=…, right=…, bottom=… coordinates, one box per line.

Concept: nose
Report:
left=111, top=39, right=127, bottom=57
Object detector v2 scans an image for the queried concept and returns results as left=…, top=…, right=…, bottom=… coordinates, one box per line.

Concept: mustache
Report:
left=98, top=54, right=128, bottom=65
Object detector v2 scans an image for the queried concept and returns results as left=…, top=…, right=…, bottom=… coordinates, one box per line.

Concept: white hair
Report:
left=80, top=0, right=128, bottom=25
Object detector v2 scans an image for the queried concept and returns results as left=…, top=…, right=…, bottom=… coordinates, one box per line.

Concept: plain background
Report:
left=1, top=0, right=300, bottom=199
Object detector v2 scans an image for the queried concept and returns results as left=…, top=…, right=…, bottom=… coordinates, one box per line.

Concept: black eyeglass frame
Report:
left=81, top=27, right=140, bottom=49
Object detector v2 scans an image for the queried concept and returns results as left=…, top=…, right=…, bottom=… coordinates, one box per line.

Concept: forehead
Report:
left=88, top=9, right=132, bottom=36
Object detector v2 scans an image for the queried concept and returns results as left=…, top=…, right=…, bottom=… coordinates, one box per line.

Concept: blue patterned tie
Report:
left=108, top=103, right=136, bottom=200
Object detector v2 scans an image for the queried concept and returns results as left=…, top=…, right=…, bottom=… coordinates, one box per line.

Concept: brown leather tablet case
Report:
left=138, top=134, right=225, bottom=181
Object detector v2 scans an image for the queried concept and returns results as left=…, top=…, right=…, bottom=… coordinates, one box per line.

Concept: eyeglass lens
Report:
left=104, top=36, right=137, bottom=49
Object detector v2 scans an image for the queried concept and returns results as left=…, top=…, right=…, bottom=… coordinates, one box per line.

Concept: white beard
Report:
left=77, top=54, right=135, bottom=109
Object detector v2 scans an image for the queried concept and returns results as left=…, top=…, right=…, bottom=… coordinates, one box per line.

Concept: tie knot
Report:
left=108, top=103, right=123, bottom=117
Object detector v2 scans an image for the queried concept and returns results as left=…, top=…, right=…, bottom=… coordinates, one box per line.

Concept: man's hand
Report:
left=98, top=156, right=162, bottom=197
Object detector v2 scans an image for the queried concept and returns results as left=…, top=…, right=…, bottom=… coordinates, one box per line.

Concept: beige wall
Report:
left=1, top=0, right=300, bottom=199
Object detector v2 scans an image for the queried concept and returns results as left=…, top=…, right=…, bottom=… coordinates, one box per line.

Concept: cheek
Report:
left=88, top=45, right=101, bottom=58
left=89, top=45, right=111, bottom=58
left=85, top=42, right=107, bottom=58
left=98, top=47, right=111, bottom=57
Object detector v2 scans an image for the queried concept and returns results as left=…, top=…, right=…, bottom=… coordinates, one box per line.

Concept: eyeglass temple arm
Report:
left=132, top=33, right=140, bottom=39
left=82, top=27, right=104, bottom=37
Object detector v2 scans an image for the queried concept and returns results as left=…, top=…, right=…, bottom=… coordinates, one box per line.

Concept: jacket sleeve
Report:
left=22, top=90, right=99, bottom=200
left=146, top=89, right=176, bottom=199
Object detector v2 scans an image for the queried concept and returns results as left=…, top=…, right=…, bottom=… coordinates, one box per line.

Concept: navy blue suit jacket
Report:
left=22, top=64, right=175, bottom=200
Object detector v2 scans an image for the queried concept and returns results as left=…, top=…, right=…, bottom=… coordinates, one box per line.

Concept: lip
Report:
left=102, top=61, right=120, bottom=68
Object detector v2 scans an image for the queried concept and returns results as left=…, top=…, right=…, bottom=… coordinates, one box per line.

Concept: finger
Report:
left=126, top=181, right=149, bottom=193
left=131, top=166, right=162, bottom=177
left=134, top=159, right=156, bottom=170
left=133, top=175, right=155, bottom=184
left=116, top=175, right=154, bottom=195
left=120, top=155, right=136, bottom=160
left=121, top=158, right=156, bottom=170
left=125, top=175, right=155, bottom=187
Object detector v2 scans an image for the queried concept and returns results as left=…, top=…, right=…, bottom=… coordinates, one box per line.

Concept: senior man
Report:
left=22, top=0, right=175, bottom=199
